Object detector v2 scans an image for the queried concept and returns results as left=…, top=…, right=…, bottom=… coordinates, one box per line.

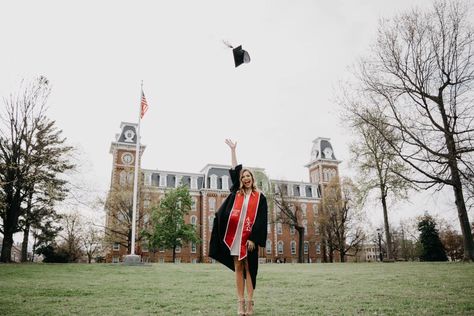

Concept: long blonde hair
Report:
left=238, top=168, right=258, bottom=195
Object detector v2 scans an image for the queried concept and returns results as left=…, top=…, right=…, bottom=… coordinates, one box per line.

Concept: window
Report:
left=304, top=241, right=309, bottom=254
left=174, top=258, right=181, bottom=263
left=209, top=215, right=215, bottom=231
left=143, top=213, right=150, bottom=225
left=142, top=242, right=149, bottom=253
left=267, top=223, right=271, bottom=233
left=159, top=246, right=165, bottom=253
left=290, top=225, right=295, bottom=235
left=119, top=171, right=126, bottom=186
left=277, top=241, right=284, bottom=254
left=113, top=242, right=120, bottom=251
left=277, top=223, right=283, bottom=235
left=209, top=198, right=216, bottom=211
left=190, top=215, right=197, bottom=227
left=112, top=256, right=119, bottom=263
left=301, top=204, right=307, bottom=217
left=127, top=172, right=134, bottom=184
left=191, top=242, right=197, bottom=253
left=313, top=204, right=319, bottom=216
left=266, top=240, right=272, bottom=254
left=191, top=197, right=197, bottom=211
left=158, top=257, right=164, bottom=263
left=316, top=243, right=321, bottom=254
left=303, top=220, right=308, bottom=235
left=192, top=258, right=198, bottom=264
left=291, top=241, right=297, bottom=255
left=176, top=245, right=181, bottom=253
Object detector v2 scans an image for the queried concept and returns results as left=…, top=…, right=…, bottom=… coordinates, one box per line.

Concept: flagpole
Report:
left=130, top=81, right=143, bottom=256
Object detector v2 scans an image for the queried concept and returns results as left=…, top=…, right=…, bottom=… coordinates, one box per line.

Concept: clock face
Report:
left=323, top=148, right=333, bottom=159
left=121, top=153, right=134, bottom=165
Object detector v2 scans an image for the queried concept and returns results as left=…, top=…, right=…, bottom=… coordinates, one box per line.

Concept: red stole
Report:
left=224, top=191, right=261, bottom=260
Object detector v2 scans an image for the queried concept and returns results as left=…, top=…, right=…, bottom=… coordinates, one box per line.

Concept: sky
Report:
left=0, top=0, right=466, bottom=232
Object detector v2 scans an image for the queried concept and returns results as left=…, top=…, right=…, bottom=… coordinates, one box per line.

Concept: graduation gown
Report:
left=209, top=164, right=268, bottom=289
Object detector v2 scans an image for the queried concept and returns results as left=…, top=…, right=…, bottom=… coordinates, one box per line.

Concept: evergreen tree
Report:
left=143, top=185, right=200, bottom=262
left=0, top=77, right=74, bottom=262
left=418, top=214, right=448, bottom=262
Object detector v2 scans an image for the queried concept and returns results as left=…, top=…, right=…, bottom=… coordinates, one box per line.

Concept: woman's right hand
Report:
left=225, top=139, right=237, bottom=150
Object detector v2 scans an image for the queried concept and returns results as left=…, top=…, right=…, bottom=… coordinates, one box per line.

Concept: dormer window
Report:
left=294, top=185, right=300, bottom=196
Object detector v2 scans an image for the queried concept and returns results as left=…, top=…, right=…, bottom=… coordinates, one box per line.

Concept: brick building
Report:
left=105, top=122, right=341, bottom=263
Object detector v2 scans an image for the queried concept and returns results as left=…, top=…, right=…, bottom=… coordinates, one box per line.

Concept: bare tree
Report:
left=273, top=184, right=305, bottom=263
left=81, top=223, right=104, bottom=263
left=343, top=108, right=413, bottom=260
left=59, top=212, right=84, bottom=262
left=351, top=0, right=474, bottom=261
left=321, top=177, right=365, bottom=262
left=102, top=182, right=145, bottom=254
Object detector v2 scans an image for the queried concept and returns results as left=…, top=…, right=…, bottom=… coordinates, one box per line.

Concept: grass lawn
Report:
left=0, top=262, right=473, bottom=315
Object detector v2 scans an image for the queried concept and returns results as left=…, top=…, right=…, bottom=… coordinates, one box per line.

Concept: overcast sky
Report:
left=1, top=0, right=465, bottom=230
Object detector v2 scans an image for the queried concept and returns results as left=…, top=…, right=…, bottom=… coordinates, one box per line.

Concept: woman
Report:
left=209, top=139, right=268, bottom=316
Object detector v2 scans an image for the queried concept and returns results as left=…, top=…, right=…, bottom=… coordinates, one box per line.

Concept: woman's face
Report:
left=241, top=170, right=253, bottom=189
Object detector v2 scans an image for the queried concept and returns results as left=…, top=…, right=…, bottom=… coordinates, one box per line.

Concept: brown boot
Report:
left=237, top=299, right=246, bottom=316
left=246, top=300, right=254, bottom=315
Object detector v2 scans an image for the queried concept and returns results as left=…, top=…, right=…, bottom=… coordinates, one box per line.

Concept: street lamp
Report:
left=376, top=228, right=383, bottom=262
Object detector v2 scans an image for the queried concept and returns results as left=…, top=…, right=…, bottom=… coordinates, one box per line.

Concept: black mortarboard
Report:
left=232, top=45, right=251, bottom=68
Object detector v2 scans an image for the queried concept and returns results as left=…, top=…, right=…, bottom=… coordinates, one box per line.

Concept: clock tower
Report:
left=305, top=137, right=341, bottom=195
left=109, top=122, right=146, bottom=189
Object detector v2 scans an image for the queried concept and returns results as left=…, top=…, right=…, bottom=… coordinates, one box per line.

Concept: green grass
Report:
left=0, top=262, right=473, bottom=315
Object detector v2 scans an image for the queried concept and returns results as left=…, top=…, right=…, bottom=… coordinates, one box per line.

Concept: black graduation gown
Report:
left=209, top=164, right=268, bottom=289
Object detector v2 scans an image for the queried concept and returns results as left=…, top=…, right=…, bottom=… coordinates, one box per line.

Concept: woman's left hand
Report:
left=247, top=240, right=255, bottom=251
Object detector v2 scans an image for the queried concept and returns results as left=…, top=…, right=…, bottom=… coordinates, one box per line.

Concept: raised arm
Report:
left=225, top=139, right=237, bottom=168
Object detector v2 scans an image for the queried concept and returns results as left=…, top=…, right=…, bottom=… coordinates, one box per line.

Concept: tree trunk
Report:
left=451, top=170, right=474, bottom=261
left=21, top=224, right=30, bottom=262
left=1, top=205, right=21, bottom=262
left=443, top=129, right=474, bottom=261
left=321, top=235, right=328, bottom=263
left=380, top=191, right=393, bottom=260
left=328, top=244, right=334, bottom=263
left=296, top=227, right=304, bottom=263
left=172, top=246, right=176, bottom=263
left=1, top=232, right=14, bottom=263
left=340, top=248, right=345, bottom=262
left=21, top=192, right=33, bottom=263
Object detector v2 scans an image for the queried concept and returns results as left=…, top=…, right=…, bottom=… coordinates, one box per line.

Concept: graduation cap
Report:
left=224, top=41, right=251, bottom=67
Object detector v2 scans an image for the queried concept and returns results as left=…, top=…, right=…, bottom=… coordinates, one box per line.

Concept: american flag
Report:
left=140, top=90, right=149, bottom=119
